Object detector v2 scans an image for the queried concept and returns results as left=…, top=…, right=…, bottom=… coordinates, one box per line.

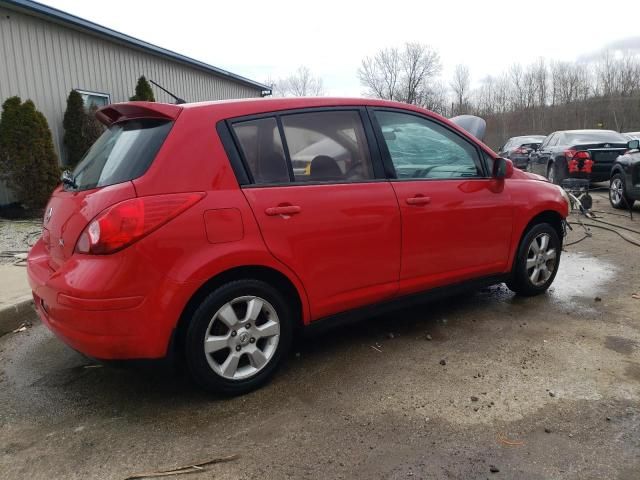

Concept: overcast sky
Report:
left=45, top=0, right=640, bottom=95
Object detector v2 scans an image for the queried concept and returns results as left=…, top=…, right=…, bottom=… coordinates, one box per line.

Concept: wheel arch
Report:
left=173, top=265, right=306, bottom=358
left=610, top=164, right=625, bottom=178
left=524, top=210, right=564, bottom=240
left=509, top=209, right=564, bottom=272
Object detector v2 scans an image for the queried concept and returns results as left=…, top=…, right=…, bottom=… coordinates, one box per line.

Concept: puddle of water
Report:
left=546, top=251, right=617, bottom=310
left=606, top=336, right=638, bottom=355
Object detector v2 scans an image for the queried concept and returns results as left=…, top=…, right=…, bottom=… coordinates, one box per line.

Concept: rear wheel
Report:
left=185, top=279, right=293, bottom=395
left=609, top=174, right=634, bottom=209
left=507, top=223, right=561, bottom=296
left=547, top=162, right=566, bottom=185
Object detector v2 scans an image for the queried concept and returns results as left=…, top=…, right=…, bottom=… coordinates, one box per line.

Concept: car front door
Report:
left=229, top=109, right=401, bottom=320
left=531, top=133, right=554, bottom=175
left=370, top=108, right=513, bottom=295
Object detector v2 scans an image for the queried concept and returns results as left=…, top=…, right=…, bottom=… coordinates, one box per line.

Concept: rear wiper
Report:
left=61, top=170, right=77, bottom=190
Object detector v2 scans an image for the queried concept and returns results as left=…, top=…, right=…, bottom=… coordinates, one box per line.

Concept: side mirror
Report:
left=628, top=139, right=639, bottom=150
left=493, top=157, right=514, bottom=179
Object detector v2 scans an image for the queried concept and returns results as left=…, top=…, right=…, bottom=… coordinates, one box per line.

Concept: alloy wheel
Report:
left=203, top=296, right=280, bottom=380
left=526, top=233, right=557, bottom=287
left=610, top=178, right=624, bottom=206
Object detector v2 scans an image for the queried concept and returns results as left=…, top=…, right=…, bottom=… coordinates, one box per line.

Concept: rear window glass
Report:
left=71, top=119, right=172, bottom=191
left=515, top=136, right=545, bottom=144
left=564, top=131, right=627, bottom=144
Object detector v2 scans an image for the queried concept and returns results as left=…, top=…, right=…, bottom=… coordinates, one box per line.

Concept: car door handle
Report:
left=265, top=205, right=302, bottom=216
left=406, top=196, right=431, bottom=206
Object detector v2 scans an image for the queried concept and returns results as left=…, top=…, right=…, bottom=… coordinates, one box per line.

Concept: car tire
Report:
left=507, top=223, right=562, bottom=297
left=609, top=173, right=634, bottom=210
left=185, top=279, right=293, bottom=395
left=547, top=162, right=566, bottom=185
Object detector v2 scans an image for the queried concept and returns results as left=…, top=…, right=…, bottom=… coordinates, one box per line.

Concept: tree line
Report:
left=358, top=44, right=640, bottom=148
left=273, top=45, right=640, bottom=149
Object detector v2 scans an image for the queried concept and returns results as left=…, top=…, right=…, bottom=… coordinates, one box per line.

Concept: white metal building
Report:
left=0, top=0, right=270, bottom=204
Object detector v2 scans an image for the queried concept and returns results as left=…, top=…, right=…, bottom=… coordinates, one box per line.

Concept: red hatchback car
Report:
left=27, top=98, right=569, bottom=394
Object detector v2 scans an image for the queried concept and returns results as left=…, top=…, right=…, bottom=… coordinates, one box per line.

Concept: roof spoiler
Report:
left=449, top=115, right=486, bottom=141
left=96, top=102, right=182, bottom=126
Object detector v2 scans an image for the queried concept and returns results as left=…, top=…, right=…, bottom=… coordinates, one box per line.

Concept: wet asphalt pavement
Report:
left=1, top=194, right=639, bottom=480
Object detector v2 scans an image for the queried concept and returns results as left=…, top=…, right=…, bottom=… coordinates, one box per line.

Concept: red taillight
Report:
left=513, top=147, right=529, bottom=154
left=75, top=192, right=205, bottom=254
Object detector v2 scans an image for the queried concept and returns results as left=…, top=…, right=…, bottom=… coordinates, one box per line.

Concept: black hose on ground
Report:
left=568, top=221, right=640, bottom=248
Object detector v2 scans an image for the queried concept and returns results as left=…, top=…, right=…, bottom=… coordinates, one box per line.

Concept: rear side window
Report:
left=232, top=117, right=289, bottom=184
left=281, top=111, right=374, bottom=182
left=72, top=119, right=172, bottom=191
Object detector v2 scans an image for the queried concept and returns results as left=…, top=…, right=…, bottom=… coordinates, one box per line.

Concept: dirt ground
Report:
left=1, top=191, right=639, bottom=480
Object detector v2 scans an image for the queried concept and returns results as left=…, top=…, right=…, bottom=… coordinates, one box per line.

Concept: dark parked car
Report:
left=529, top=130, right=628, bottom=184
left=498, top=135, right=546, bottom=169
left=609, top=139, right=640, bottom=209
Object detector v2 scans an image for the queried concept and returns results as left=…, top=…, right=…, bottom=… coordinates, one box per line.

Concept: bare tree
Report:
left=450, top=64, right=471, bottom=114
left=358, top=43, right=442, bottom=107
left=272, top=66, right=325, bottom=97
left=421, top=80, right=449, bottom=116
left=532, top=58, right=548, bottom=107
left=359, top=47, right=401, bottom=100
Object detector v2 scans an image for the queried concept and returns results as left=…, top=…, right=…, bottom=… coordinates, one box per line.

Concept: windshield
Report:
left=564, top=131, right=627, bottom=145
left=71, top=119, right=173, bottom=191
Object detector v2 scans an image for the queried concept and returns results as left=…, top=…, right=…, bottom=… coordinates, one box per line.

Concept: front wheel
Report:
left=609, top=174, right=634, bottom=209
left=507, top=223, right=562, bottom=296
left=185, top=279, right=293, bottom=395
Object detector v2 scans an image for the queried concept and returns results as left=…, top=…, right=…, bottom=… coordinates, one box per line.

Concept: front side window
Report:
left=375, top=111, right=482, bottom=179
left=232, top=117, right=289, bottom=184
left=281, top=111, right=374, bottom=183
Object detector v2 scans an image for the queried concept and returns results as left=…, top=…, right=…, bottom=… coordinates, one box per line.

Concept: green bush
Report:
left=0, top=96, right=60, bottom=209
left=83, top=104, right=104, bottom=148
left=63, top=90, right=104, bottom=168
left=129, top=75, right=155, bottom=101
left=63, top=90, right=86, bottom=167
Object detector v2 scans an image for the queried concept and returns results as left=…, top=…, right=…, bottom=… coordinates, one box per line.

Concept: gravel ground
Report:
left=0, top=219, right=42, bottom=265
left=1, top=193, right=639, bottom=479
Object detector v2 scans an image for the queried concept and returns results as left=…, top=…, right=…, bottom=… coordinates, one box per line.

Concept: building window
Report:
left=76, top=89, right=111, bottom=109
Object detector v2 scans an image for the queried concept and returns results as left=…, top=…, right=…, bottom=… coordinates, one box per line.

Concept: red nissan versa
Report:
left=27, top=98, right=569, bottom=395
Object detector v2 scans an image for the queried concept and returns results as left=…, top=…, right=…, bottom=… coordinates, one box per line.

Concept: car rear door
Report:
left=227, top=108, right=401, bottom=320
left=369, top=108, right=513, bottom=295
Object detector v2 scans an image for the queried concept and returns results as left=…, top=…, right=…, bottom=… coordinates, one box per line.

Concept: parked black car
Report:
left=529, top=130, right=628, bottom=184
left=498, top=135, right=546, bottom=169
left=609, top=139, right=640, bottom=209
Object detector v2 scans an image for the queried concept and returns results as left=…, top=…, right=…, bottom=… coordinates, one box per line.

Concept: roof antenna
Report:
left=149, top=79, right=187, bottom=104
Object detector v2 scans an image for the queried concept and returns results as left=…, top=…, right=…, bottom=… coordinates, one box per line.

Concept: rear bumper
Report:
left=27, top=239, right=186, bottom=360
